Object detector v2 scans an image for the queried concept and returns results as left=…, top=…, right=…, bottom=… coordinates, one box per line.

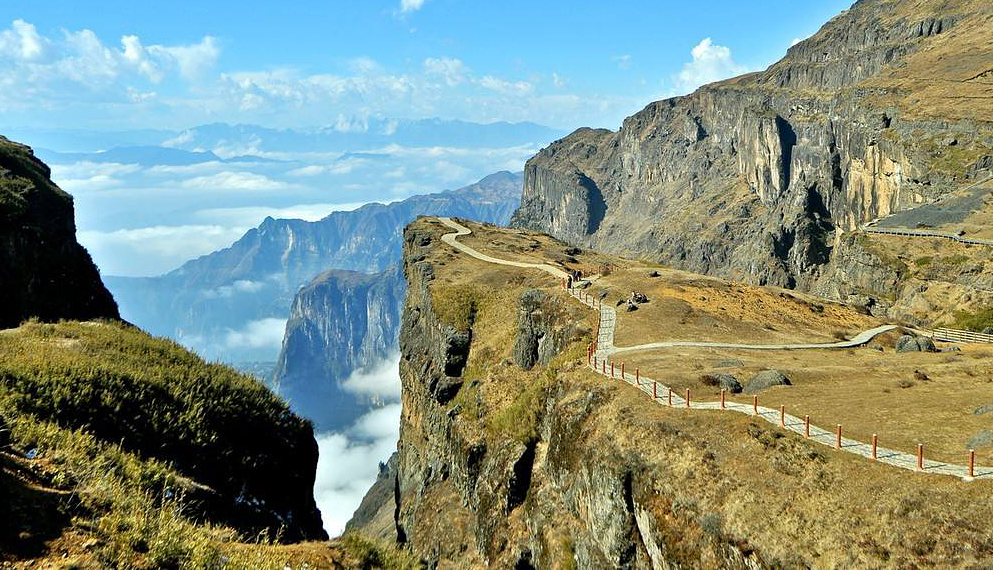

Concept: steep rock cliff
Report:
left=511, top=0, right=993, bottom=307
left=349, top=218, right=993, bottom=568
left=0, top=136, right=119, bottom=328
left=274, top=264, right=405, bottom=431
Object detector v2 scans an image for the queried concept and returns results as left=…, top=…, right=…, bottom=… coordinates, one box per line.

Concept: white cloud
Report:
left=673, top=37, right=748, bottom=95
left=193, top=201, right=368, bottom=228
left=223, top=318, right=287, bottom=350
left=0, top=19, right=48, bottom=61
left=342, top=352, right=402, bottom=401
left=612, top=54, right=632, bottom=70
left=314, top=403, right=401, bottom=536
left=201, top=279, right=267, bottom=299
left=791, top=38, right=803, bottom=47
left=399, top=0, right=426, bottom=13
left=180, top=171, right=288, bottom=191
left=78, top=224, right=249, bottom=276
left=0, top=19, right=219, bottom=98
left=478, top=75, right=534, bottom=96
left=424, top=57, right=470, bottom=86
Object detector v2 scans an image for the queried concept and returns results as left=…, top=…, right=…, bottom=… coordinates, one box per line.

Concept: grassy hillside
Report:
left=0, top=320, right=412, bottom=568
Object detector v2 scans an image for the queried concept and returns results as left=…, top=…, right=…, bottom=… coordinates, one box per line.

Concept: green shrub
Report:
left=431, top=285, right=490, bottom=332
left=951, top=307, right=993, bottom=332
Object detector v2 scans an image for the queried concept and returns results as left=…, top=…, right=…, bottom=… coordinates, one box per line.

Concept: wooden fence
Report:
left=933, top=327, right=993, bottom=344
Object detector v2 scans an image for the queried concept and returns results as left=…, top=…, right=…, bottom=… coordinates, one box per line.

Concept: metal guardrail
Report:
left=933, top=327, right=993, bottom=344
left=863, top=226, right=993, bottom=246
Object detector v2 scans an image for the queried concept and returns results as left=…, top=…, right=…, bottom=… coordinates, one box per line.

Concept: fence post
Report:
left=601, top=360, right=606, bottom=375
left=970, top=449, right=975, bottom=478
left=917, top=444, right=923, bottom=471
left=685, top=388, right=690, bottom=408
left=720, top=389, right=726, bottom=409
left=804, top=415, right=810, bottom=438
left=668, top=388, right=672, bottom=406
left=653, top=381, right=657, bottom=399
left=610, top=361, right=614, bottom=378
left=872, top=434, right=877, bottom=460
left=752, top=395, right=758, bottom=415
left=836, top=425, right=841, bottom=450
left=636, top=368, right=640, bottom=385
left=621, top=363, right=625, bottom=381
left=779, top=405, right=785, bottom=428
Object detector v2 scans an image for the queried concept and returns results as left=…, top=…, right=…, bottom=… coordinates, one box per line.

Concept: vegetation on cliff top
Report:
left=0, top=320, right=335, bottom=567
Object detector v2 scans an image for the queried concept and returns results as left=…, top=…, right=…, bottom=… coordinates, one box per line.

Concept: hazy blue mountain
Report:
left=104, top=171, right=523, bottom=363
left=274, top=265, right=405, bottom=431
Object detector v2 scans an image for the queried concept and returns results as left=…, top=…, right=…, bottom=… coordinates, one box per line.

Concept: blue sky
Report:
left=0, top=1, right=852, bottom=131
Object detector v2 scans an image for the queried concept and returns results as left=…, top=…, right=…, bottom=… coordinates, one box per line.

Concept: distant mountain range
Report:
left=35, top=145, right=281, bottom=167
left=6, top=118, right=564, bottom=156
left=105, top=171, right=523, bottom=364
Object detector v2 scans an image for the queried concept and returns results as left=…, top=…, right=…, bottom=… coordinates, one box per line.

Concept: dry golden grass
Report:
left=413, top=216, right=993, bottom=566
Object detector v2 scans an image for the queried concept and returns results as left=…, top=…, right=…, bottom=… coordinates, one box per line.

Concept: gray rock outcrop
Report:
left=514, top=290, right=577, bottom=370
left=967, top=430, right=993, bottom=450
left=744, top=370, right=792, bottom=394
left=895, top=335, right=938, bottom=353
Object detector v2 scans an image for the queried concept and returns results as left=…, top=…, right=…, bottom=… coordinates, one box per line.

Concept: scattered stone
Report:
left=598, top=291, right=608, bottom=300
left=713, top=359, right=744, bottom=368
left=575, top=280, right=591, bottom=289
left=943, top=136, right=958, bottom=146
left=983, top=326, right=993, bottom=335
left=744, top=370, right=792, bottom=394
left=648, top=270, right=660, bottom=277
left=616, top=299, right=625, bottom=307
left=630, top=291, right=649, bottom=304
left=974, top=405, right=993, bottom=415
left=913, top=369, right=929, bottom=382
left=967, top=430, right=993, bottom=450
left=871, top=344, right=884, bottom=352
left=713, top=373, right=742, bottom=393
left=564, top=246, right=582, bottom=256
left=940, top=346, right=961, bottom=353
left=625, top=302, right=638, bottom=312
left=895, top=335, right=938, bottom=353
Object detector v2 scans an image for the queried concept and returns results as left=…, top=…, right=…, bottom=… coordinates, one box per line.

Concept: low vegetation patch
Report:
left=951, top=307, right=993, bottom=332
left=431, top=284, right=491, bottom=332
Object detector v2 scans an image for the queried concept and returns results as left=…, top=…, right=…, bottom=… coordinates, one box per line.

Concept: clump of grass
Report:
left=914, top=256, right=933, bottom=268
left=489, top=342, right=585, bottom=443
left=339, top=533, right=421, bottom=570
left=431, top=284, right=490, bottom=332
left=831, top=330, right=850, bottom=341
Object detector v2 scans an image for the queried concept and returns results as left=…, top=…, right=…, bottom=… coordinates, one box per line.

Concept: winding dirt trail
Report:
left=437, top=217, right=990, bottom=481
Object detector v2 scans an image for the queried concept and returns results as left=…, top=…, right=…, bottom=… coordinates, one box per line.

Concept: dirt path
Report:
left=437, top=217, right=989, bottom=481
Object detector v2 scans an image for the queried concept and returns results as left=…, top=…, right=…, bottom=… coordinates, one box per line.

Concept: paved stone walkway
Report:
left=437, top=217, right=990, bottom=481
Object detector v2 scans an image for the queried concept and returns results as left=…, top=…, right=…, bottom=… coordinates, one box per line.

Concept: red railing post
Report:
left=685, top=388, right=690, bottom=408
left=780, top=405, right=785, bottom=428
left=652, top=381, right=657, bottom=399
left=621, top=362, right=625, bottom=380
left=752, top=395, right=758, bottom=415
left=836, top=425, right=842, bottom=450
left=917, top=444, right=924, bottom=471
left=720, top=389, right=726, bottom=409
left=636, top=368, right=640, bottom=385
left=872, top=434, right=877, bottom=460
left=667, top=388, right=672, bottom=406
left=804, top=415, right=810, bottom=438
left=601, top=360, right=606, bottom=374
left=610, top=361, right=614, bottom=378
left=969, top=449, right=975, bottom=478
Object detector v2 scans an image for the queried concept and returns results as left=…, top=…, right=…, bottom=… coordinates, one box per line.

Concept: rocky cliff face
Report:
left=106, top=170, right=523, bottom=364
left=348, top=218, right=993, bottom=567
left=511, top=0, right=993, bottom=311
left=274, top=264, right=405, bottom=431
left=0, top=136, right=119, bottom=328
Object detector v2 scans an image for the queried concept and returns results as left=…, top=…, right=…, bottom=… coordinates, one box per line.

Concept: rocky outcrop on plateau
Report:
left=510, top=0, right=993, bottom=317
left=0, top=136, right=119, bottom=328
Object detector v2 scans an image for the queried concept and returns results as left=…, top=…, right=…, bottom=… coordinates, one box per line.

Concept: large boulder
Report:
left=715, top=373, right=742, bottom=394
left=744, top=370, right=792, bottom=394
left=895, top=335, right=938, bottom=353
left=982, top=326, right=993, bottom=335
